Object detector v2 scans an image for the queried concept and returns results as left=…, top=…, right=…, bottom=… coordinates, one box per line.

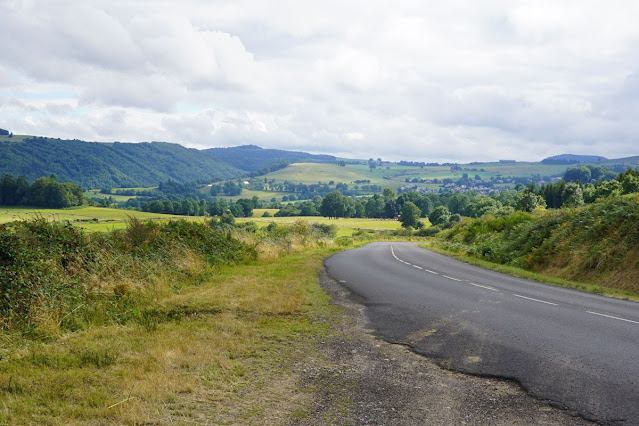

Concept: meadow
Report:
left=260, top=161, right=573, bottom=191
left=0, top=134, right=31, bottom=142
left=244, top=209, right=404, bottom=236
left=0, top=206, right=201, bottom=232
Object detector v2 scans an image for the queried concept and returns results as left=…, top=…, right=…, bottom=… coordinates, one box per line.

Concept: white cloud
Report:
left=1, top=0, right=639, bottom=162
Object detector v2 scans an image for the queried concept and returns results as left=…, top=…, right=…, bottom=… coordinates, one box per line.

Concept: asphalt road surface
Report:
left=324, top=242, right=639, bottom=425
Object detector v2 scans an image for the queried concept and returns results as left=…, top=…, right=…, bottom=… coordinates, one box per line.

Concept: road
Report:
left=324, top=242, right=639, bottom=425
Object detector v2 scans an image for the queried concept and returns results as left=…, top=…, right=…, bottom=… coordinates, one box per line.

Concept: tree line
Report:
left=0, top=174, right=83, bottom=208
left=271, top=166, right=639, bottom=230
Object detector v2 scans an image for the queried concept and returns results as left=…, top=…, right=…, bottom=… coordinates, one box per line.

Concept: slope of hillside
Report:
left=204, top=144, right=336, bottom=172
left=435, top=195, right=639, bottom=295
left=0, top=137, right=243, bottom=188
left=541, top=154, right=607, bottom=164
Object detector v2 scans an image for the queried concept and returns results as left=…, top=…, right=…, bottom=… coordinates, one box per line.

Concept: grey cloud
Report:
left=2, top=1, right=639, bottom=161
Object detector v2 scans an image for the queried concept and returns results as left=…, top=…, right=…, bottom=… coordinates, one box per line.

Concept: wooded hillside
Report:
left=0, top=137, right=244, bottom=189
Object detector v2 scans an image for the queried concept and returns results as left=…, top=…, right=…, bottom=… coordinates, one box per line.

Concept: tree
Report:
left=365, top=195, right=385, bottom=218
left=429, top=205, right=451, bottom=226
left=562, top=182, right=584, bottom=207
left=515, top=191, right=546, bottom=212
left=399, top=202, right=422, bottom=229
left=564, top=166, right=592, bottom=184
left=320, top=191, right=347, bottom=219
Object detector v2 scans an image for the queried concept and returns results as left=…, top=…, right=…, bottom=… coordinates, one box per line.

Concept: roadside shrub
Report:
left=433, top=194, right=639, bottom=292
left=0, top=217, right=256, bottom=332
left=0, top=218, right=94, bottom=325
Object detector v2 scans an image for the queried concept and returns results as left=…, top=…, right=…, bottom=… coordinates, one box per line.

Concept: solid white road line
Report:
left=513, top=294, right=558, bottom=306
left=587, top=311, right=639, bottom=325
left=469, top=282, right=498, bottom=291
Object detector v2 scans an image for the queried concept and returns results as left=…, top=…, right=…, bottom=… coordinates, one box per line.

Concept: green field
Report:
left=84, top=190, right=139, bottom=203
left=263, top=162, right=573, bottom=190
left=242, top=209, right=405, bottom=236
left=265, top=163, right=416, bottom=188
left=0, top=206, right=202, bottom=232
left=0, top=134, right=32, bottom=142
left=200, top=187, right=293, bottom=202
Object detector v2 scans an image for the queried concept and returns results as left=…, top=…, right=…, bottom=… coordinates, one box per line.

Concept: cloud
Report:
left=2, top=0, right=639, bottom=161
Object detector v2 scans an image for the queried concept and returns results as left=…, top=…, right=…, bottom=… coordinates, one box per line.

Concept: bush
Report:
left=0, top=217, right=94, bottom=325
left=0, top=217, right=256, bottom=332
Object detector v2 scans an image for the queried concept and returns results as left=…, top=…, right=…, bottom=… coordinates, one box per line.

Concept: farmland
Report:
left=0, top=206, right=200, bottom=232
left=257, top=161, right=574, bottom=194
left=242, top=209, right=405, bottom=236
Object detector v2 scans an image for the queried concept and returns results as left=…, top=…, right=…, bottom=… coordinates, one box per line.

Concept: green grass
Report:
left=84, top=190, right=140, bottom=202
left=0, top=134, right=31, bottom=142
left=240, top=214, right=403, bottom=235
left=262, top=162, right=573, bottom=192
left=421, top=243, right=639, bottom=302
left=265, top=163, right=420, bottom=189
left=0, top=245, right=343, bottom=424
left=203, top=188, right=294, bottom=202
left=0, top=206, right=203, bottom=232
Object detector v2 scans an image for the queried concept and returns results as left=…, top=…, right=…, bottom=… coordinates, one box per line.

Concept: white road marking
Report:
left=469, top=283, right=498, bottom=291
left=424, top=269, right=439, bottom=275
left=587, top=311, right=639, bottom=325
left=513, top=294, right=558, bottom=306
left=339, top=280, right=347, bottom=283
left=413, top=265, right=423, bottom=270
left=443, top=275, right=462, bottom=282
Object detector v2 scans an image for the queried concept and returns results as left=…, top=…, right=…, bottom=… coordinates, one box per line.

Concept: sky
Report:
left=1, top=0, right=639, bottom=163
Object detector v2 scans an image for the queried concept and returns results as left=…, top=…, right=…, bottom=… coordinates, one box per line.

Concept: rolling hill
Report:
left=204, top=144, right=336, bottom=172
left=0, top=136, right=243, bottom=189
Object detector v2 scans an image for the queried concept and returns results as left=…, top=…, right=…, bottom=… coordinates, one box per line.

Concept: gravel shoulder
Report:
left=289, top=268, right=593, bottom=425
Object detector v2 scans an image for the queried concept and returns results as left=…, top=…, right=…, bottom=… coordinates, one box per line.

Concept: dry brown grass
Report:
left=0, top=247, right=339, bottom=424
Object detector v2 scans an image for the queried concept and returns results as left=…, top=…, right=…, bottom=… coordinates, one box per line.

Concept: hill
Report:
left=435, top=194, right=639, bottom=296
left=204, top=144, right=336, bottom=172
left=541, top=154, right=608, bottom=164
left=0, top=136, right=243, bottom=189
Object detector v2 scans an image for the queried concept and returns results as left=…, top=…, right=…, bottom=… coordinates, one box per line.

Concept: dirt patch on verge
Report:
left=288, top=269, right=592, bottom=425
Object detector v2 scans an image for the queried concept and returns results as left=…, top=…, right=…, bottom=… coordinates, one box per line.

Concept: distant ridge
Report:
left=541, top=154, right=608, bottom=165
left=0, top=137, right=243, bottom=188
left=204, top=144, right=336, bottom=172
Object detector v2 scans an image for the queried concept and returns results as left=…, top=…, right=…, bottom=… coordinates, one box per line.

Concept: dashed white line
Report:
left=423, top=269, right=439, bottom=275
left=469, top=282, right=498, bottom=292
left=443, top=275, right=462, bottom=282
left=413, top=265, right=423, bottom=270
left=339, top=280, right=347, bottom=283
left=587, top=311, right=639, bottom=325
left=513, top=294, right=558, bottom=306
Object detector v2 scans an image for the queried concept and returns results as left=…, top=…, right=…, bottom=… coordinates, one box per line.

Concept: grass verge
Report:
left=422, top=243, right=639, bottom=302
left=0, top=247, right=343, bottom=424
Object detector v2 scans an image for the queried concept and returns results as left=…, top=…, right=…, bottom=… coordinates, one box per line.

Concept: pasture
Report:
left=243, top=209, right=404, bottom=236
left=0, top=206, right=201, bottom=232
left=262, top=161, right=573, bottom=191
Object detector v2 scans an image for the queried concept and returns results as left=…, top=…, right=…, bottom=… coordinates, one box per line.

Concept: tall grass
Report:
left=434, top=194, right=639, bottom=294
left=0, top=215, right=357, bottom=423
left=0, top=216, right=256, bottom=335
